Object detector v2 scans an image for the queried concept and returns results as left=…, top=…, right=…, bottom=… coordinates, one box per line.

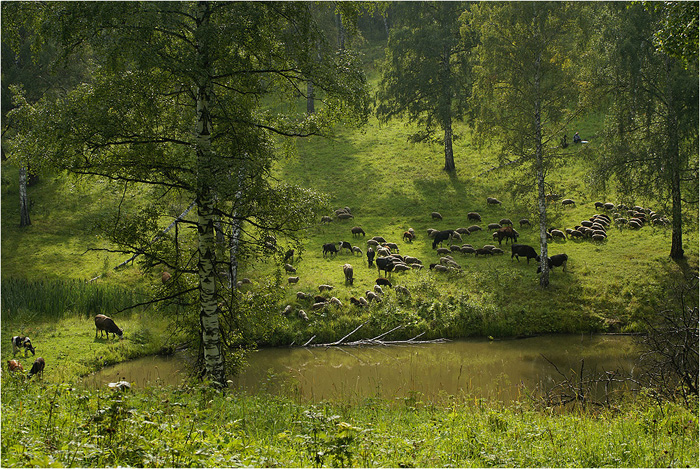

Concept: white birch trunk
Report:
left=195, top=1, right=225, bottom=386
left=534, top=55, right=549, bottom=287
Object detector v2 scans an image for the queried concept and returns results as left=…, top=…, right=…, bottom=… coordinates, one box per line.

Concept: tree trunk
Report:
left=443, top=121, right=455, bottom=172
left=336, top=13, right=345, bottom=50
left=534, top=55, right=549, bottom=287
left=19, top=166, right=31, bottom=227
left=666, top=57, right=684, bottom=260
left=229, top=166, right=246, bottom=289
left=196, top=1, right=225, bottom=387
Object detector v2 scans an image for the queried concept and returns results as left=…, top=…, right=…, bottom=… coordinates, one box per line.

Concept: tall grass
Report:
left=1, top=377, right=697, bottom=468
left=1, top=278, right=148, bottom=321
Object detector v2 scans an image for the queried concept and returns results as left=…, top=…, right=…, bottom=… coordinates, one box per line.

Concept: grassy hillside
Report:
left=2, top=45, right=698, bottom=347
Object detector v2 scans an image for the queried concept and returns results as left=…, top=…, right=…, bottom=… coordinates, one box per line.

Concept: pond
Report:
left=85, top=334, right=641, bottom=403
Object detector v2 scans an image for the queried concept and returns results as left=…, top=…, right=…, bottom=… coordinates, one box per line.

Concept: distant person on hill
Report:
left=573, top=132, right=582, bottom=144
left=561, top=134, right=569, bottom=149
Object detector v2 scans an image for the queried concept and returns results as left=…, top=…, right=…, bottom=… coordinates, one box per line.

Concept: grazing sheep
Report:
left=467, top=225, right=482, bottom=233
left=377, top=246, right=391, bottom=257
left=318, top=284, right=334, bottom=292
left=288, top=276, right=300, bottom=284
left=450, top=244, right=462, bottom=252
left=511, top=244, right=538, bottom=263
left=95, top=314, right=123, bottom=340
left=491, top=248, right=504, bottom=254
left=284, top=263, right=296, bottom=273
left=314, top=295, right=327, bottom=303
left=432, top=230, right=456, bottom=249
left=27, top=357, right=45, bottom=379
left=455, top=227, right=470, bottom=235
left=475, top=248, right=494, bottom=256
left=7, top=359, right=23, bottom=372
left=284, top=249, right=295, bottom=263
left=482, top=245, right=497, bottom=251
left=343, top=264, right=354, bottom=286
left=561, top=198, right=576, bottom=207
left=11, top=336, right=35, bottom=356
left=628, top=219, right=642, bottom=229
left=427, top=229, right=438, bottom=238
left=337, top=213, right=354, bottom=220
left=436, top=247, right=451, bottom=255
left=321, top=216, right=333, bottom=223
left=161, top=271, right=172, bottom=284
left=329, top=297, right=343, bottom=307
left=365, top=291, right=380, bottom=303
left=403, top=231, right=415, bottom=243
left=371, top=236, right=387, bottom=243
left=536, top=253, right=569, bottom=273
left=374, top=284, right=384, bottom=295
left=350, top=297, right=369, bottom=307
left=282, top=305, right=293, bottom=316
left=550, top=229, right=566, bottom=240
left=312, top=301, right=327, bottom=311
left=404, top=256, right=421, bottom=265
left=569, top=230, right=584, bottom=239
left=592, top=234, right=606, bottom=242
left=297, top=291, right=312, bottom=300
left=594, top=202, right=605, bottom=209
left=351, top=226, right=366, bottom=237
left=431, top=211, right=443, bottom=221
left=395, top=285, right=411, bottom=297
left=495, top=226, right=518, bottom=245
left=430, top=263, right=449, bottom=272
left=461, top=246, right=476, bottom=255
left=393, top=263, right=412, bottom=272
left=376, top=257, right=395, bottom=276
left=486, top=197, right=502, bottom=205
left=322, top=243, right=339, bottom=257
left=384, top=242, right=400, bottom=253
left=352, top=246, right=363, bottom=256
left=604, top=202, right=615, bottom=210
left=298, top=310, right=309, bottom=321
left=499, top=218, right=513, bottom=226
left=376, top=277, right=392, bottom=288
left=338, top=241, right=353, bottom=254
left=467, top=212, right=482, bottom=222
left=519, top=219, right=531, bottom=228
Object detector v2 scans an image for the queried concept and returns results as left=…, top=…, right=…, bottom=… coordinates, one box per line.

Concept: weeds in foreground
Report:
left=2, top=374, right=697, bottom=468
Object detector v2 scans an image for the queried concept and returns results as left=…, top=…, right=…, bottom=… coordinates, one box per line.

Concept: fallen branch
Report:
left=305, top=323, right=448, bottom=348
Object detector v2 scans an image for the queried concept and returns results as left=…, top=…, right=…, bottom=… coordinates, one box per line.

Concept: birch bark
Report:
left=195, top=1, right=225, bottom=386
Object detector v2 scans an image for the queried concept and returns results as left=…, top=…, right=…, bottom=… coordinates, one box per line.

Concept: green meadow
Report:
left=2, top=31, right=698, bottom=469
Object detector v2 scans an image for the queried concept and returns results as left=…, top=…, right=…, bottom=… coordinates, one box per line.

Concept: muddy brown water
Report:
left=85, top=334, right=640, bottom=403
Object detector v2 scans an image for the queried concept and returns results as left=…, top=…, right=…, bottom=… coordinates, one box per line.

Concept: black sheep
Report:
left=367, top=247, right=375, bottom=267
left=432, top=230, right=455, bottom=249
left=376, top=257, right=395, bottom=277
left=322, top=243, right=339, bottom=257
left=536, top=253, right=569, bottom=273
left=511, top=244, right=538, bottom=263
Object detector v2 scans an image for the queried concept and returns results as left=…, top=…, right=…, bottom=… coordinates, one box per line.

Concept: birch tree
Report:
left=7, top=1, right=369, bottom=386
left=465, top=2, right=585, bottom=287
left=377, top=1, right=472, bottom=172
left=593, top=2, right=698, bottom=260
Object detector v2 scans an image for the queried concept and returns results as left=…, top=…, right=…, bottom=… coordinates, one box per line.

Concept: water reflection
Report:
left=86, top=334, right=640, bottom=403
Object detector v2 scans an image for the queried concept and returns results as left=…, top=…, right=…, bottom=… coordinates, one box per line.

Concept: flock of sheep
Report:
left=280, top=197, right=664, bottom=321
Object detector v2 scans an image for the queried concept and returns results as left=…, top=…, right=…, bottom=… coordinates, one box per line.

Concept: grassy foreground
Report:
left=1, top=373, right=698, bottom=468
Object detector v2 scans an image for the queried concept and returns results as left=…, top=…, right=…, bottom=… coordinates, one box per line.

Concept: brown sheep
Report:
left=95, top=314, right=123, bottom=340
left=343, top=264, right=354, bottom=286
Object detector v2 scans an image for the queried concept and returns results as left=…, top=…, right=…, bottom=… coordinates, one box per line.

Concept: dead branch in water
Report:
left=304, top=322, right=448, bottom=347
